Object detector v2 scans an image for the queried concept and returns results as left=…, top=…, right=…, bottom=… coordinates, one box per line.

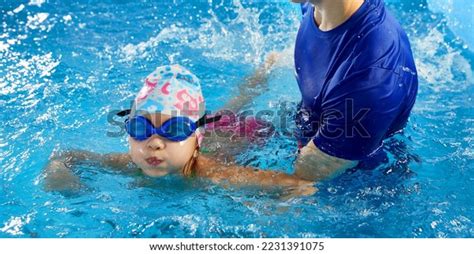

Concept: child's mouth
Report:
left=145, top=157, right=163, bottom=166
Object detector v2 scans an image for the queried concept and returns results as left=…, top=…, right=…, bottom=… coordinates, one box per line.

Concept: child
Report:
left=43, top=64, right=316, bottom=198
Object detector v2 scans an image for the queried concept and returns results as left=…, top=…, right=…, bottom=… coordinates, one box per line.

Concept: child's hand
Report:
left=43, top=160, right=83, bottom=193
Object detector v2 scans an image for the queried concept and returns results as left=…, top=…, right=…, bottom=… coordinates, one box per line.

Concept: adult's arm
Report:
left=294, top=67, right=406, bottom=180
left=294, top=141, right=357, bottom=181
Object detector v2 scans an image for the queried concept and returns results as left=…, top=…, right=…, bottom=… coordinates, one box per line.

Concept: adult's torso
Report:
left=294, top=0, right=418, bottom=156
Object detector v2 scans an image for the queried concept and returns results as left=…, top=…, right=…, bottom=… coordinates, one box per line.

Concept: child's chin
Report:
left=141, top=168, right=170, bottom=177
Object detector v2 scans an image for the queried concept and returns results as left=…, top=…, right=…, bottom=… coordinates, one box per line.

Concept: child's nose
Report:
left=147, top=135, right=166, bottom=150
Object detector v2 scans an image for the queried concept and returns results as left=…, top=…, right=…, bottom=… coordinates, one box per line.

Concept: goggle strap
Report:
left=197, top=114, right=222, bottom=127
left=116, top=109, right=131, bottom=117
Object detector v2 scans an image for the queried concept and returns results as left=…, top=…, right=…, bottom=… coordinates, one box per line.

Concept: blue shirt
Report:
left=294, top=0, right=418, bottom=161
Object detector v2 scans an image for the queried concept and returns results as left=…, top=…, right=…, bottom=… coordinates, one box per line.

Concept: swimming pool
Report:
left=1, top=0, right=473, bottom=237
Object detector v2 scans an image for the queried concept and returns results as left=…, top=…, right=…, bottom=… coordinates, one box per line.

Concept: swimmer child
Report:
left=43, top=64, right=316, bottom=198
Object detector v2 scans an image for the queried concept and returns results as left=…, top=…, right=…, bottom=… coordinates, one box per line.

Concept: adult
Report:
left=291, top=0, right=418, bottom=180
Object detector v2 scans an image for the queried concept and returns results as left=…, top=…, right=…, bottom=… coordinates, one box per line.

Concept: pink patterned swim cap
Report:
left=132, top=64, right=205, bottom=121
left=132, top=65, right=206, bottom=145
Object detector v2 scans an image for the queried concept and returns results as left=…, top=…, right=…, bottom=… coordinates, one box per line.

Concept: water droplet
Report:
left=327, top=187, right=337, bottom=194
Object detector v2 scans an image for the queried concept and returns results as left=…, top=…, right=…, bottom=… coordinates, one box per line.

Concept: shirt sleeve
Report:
left=313, top=67, right=405, bottom=161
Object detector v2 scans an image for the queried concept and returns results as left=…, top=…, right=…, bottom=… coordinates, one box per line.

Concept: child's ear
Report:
left=183, top=148, right=199, bottom=177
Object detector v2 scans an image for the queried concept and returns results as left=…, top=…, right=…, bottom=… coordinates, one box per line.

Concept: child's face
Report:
left=128, top=113, right=197, bottom=177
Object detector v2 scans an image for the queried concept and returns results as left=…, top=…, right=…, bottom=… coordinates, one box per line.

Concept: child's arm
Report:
left=195, top=155, right=317, bottom=198
left=223, top=52, right=280, bottom=114
left=201, top=52, right=281, bottom=160
left=43, top=150, right=134, bottom=192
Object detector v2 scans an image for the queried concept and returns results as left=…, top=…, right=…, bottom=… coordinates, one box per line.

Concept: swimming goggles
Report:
left=116, top=109, right=221, bottom=142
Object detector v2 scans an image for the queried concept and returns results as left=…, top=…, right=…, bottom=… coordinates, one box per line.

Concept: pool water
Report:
left=1, top=0, right=473, bottom=237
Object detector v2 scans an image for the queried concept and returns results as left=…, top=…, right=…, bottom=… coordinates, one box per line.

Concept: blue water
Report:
left=1, top=0, right=473, bottom=237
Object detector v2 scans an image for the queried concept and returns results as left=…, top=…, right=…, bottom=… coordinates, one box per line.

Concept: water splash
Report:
left=412, top=29, right=473, bottom=90
left=119, top=0, right=298, bottom=66
left=0, top=0, right=473, bottom=238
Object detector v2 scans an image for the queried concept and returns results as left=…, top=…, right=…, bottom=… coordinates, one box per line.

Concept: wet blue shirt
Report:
left=294, top=0, right=418, bottom=161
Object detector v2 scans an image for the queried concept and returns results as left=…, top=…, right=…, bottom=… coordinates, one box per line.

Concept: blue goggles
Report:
left=116, top=109, right=221, bottom=142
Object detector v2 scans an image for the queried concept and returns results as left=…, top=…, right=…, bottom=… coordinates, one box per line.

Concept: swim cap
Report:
left=132, top=64, right=206, bottom=144
left=132, top=64, right=205, bottom=121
